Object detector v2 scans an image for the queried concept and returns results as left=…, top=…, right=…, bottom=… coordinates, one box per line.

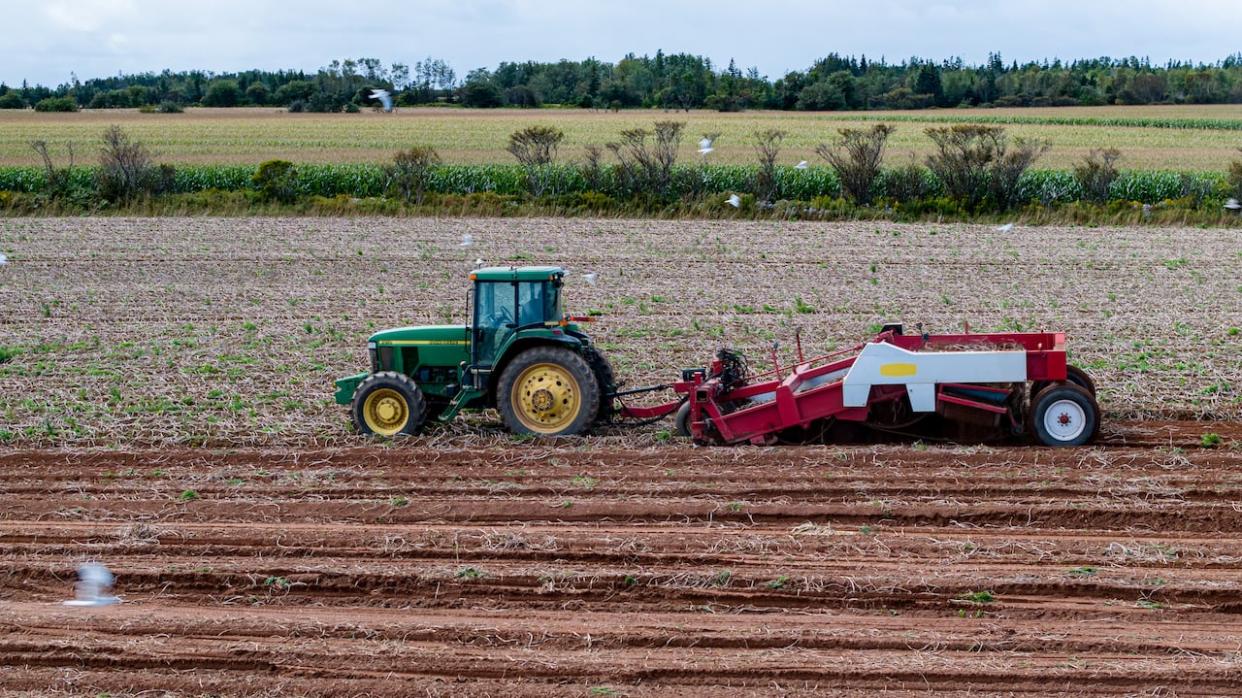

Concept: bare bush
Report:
left=580, top=144, right=605, bottom=191
left=97, top=125, right=170, bottom=204
left=815, top=124, right=894, bottom=204
left=506, top=125, right=564, bottom=197
left=385, top=145, right=440, bottom=204
left=752, top=129, right=787, bottom=202
left=1228, top=151, right=1242, bottom=202
left=924, top=124, right=1047, bottom=209
left=607, top=121, right=684, bottom=197
left=1073, top=148, right=1122, bottom=203
left=30, top=140, right=75, bottom=200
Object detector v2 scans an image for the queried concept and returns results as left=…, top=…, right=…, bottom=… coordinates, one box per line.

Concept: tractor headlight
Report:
left=368, top=343, right=378, bottom=372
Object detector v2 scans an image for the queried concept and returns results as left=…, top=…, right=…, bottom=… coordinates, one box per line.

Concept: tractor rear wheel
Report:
left=351, top=371, right=427, bottom=437
left=584, top=346, right=617, bottom=424
left=498, top=346, right=600, bottom=436
left=1028, top=383, right=1099, bottom=447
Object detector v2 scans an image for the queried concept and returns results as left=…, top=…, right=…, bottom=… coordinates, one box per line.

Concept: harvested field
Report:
left=3, top=439, right=1242, bottom=695
left=0, top=217, right=1237, bottom=447
left=0, top=215, right=1240, bottom=694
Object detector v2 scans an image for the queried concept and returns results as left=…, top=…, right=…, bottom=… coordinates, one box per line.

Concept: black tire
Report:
left=351, top=371, right=427, bottom=437
left=674, top=401, right=692, bottom=437
left=1028, top=383, right=1099, bottom=447
left=497, top=346, right=600, bottom=436
left=584, top=346, right=617, bottom=424
left=1031, top=364, right=1096, bottom=401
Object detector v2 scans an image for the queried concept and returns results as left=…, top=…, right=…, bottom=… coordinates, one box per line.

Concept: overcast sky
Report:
left=6, top=0, right=1242, bottom=86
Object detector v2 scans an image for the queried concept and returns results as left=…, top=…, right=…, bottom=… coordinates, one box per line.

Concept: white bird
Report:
left=794, top=161, right=809, bottom=170
left=473, top=258, right=486, bottom=268
left=459, top=234, right=474, bottom=247
left=582, top=272, right=598, bottom=286
left=995, top=223, right=1015, bottom=233
left=698, top=136, right=715, bottom=156
left=369, top=89, right=394, bottom=112
left=63, top=562, right=120, bottom=607
left=0, top=252, right=6, bottom=265
left=726, top=194, right=741, bottom=208
left=1225, top=198, right=1241, bottom=211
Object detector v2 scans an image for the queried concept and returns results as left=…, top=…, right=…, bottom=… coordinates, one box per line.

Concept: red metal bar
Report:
left=937, top=393, right=1009, bottom=414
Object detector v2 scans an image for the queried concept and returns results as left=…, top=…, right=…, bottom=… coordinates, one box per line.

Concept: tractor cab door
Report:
left=473, top=281, right=517, bottom=369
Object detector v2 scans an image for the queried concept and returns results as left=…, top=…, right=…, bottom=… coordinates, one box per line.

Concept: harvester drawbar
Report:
left=627, top=325, right=1100, bottom=448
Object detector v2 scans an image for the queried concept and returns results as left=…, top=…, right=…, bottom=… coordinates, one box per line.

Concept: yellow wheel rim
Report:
left=362, top=388, right=409, bottom=436
left=511, top=362, right=581, bottom=434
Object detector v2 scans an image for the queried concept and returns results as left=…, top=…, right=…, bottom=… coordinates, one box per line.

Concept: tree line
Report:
left=7, top=52, right=1242, bottom=113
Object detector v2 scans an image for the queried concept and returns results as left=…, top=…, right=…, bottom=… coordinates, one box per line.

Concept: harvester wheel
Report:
left=1028, top=383, right=1099, bottom=447
left=1031, top=365, right=1096, bottom=401
left=674, top=401, right=692, bottom=437
left=498, top=346, right=600, bottom=436
left=351, top=371, right=427, bottom=437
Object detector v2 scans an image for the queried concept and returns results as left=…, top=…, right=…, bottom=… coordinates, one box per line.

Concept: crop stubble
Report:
left=0, top=216, right=1236, bottom=447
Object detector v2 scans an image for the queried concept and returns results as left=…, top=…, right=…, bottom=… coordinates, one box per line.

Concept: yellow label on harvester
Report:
left=879, top=362, right=918, bottom=377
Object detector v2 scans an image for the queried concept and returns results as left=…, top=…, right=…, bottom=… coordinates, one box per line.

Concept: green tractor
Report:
left=334, top=266, right=616, bottom=437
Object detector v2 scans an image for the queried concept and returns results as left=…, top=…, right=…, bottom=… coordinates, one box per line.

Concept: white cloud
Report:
left=44, top=0, right=137, bottom=33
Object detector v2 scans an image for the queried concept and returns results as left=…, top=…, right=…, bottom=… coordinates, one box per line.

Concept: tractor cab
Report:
left=470, top=266, right=564, bottom=370
left=335, top=265, right=616, bottom=439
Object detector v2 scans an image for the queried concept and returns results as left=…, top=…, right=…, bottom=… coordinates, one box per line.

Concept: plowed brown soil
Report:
left=3, top=424, right=1242, bottom=696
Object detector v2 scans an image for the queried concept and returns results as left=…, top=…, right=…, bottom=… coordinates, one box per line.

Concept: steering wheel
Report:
left=489, top=306, right=513, bottom=326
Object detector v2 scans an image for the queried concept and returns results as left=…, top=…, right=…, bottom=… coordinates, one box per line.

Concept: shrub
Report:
left=287, top=99, right=305, bottom=113
left=607, top=121, right=684, bottom=198
left=244, top=83, right=269, bottom=106
left=816, top=124, right=894, bottom=204
left=384, top=146, right=440, bottom=204
left=0, top=92, right=25, bottom=109
left=461, top=79, right=502, bottom=108
left=924, top=124, right=1048, bottom=209
left=506, top=125, right=564, bottom=196
left=157, top=100, right=184, bottom=114
left=882, top=158, right=934, bottom=202
left=1073, top=148, right=1122, bottom=203
left=252, top=160, right=298, bottom=203
left=1227, top=150, right=1242, bottom=202
left=34, top=96, right=78, bottom=112
left=580, top=144, right=605, bottom=191
left=752, top=129, right=787, bottom=202
left=201, top=80, right=241, bottom=107
left=97, top=125, right=172, bottom=203
left=306, top=93, right=344, bottom=113
left=29, top=140, right=75, bottom=200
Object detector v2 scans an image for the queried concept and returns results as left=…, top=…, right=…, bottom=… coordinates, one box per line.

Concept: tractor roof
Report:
left=471, top=266, right=564, bottom=282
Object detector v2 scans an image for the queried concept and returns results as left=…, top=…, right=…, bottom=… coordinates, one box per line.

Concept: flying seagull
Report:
left=698, top=136, right=715, bottom=156
left=63, top=562, right=120, bottom=607
left=582, top=272, right=598, bottom=286
left=995, top=223, right=1015, bottom=233
left=459, top=234, right=474, bottom=247
left=0, top=252, right=6, bottom=265
left=369, top=89, right=394, bottom=112
left=726, top=194, right=741, bottom=208
left=1225, top=198, right=1241, bottom=211
left=794, top=160, right=809, bottom=170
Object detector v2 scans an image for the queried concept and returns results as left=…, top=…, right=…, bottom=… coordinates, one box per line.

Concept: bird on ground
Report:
left=698, top=136, right=715, bottom=156
left=0, top=252, right=6, bottom=265
left=459, top=234, right=474, bottom=247
left=583, top=272, right=598, bottom=286
left=794, top=161, right=809, bottom=170
left=995, top=223, right=1015, bottom=233
left=369, top=89, right=394, bottom=112
left=726, top=194, right=741, bottom=208
left=473, top=258, right=486, bottom=268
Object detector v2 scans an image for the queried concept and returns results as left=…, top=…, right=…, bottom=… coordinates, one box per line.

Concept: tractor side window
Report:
left=476, top=282, right=516, bottom=329
left=516, top=281, right=556, bottom=325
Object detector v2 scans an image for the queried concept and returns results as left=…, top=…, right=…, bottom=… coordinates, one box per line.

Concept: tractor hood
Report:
left=369, top=325, right=469, bottom=346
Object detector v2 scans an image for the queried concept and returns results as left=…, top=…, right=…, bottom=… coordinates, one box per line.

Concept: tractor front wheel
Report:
left=351, top=371, right=427, bottom=437
left=498, top=347, right=600, bottom=436
left=1028, top=383, right=1099, bottom=447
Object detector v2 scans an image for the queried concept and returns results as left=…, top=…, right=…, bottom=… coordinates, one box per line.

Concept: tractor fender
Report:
left=487, top=336, right=583, bottom=405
